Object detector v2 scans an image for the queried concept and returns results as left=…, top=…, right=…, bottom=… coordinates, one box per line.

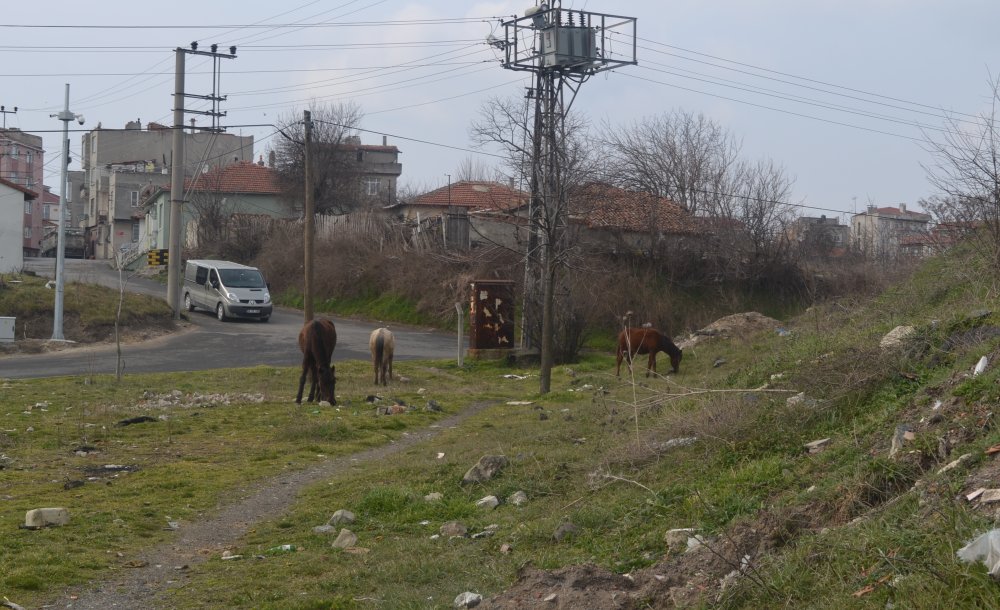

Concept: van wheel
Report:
left=184, top=293, right=195, bottom=312
left=216, top=303, right=227, bottom=322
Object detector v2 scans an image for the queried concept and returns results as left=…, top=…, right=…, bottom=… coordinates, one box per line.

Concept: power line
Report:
left=310, top=119, right=506, bottom=159
left=0, top=17, right=500, bottom=30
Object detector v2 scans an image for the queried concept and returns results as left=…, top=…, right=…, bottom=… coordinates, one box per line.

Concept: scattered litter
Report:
left=975, top=356, right=989, bottom=376
left=437, top=452, right=445, bottom=459
left=777, top=327, right=792, bottom=337
left=502, top=374, right=529, bottom=380
left=980, top=490, right=1000, bottom=504
left=958, top=529, right=1000, bottom=577
left=967, top=488, right=987, bottom=502
left=267, top=544, right=296, bottom=554
left=221, top=551, right=242, bottom=560
left=938, top=453, right=973, bottom=474
left=987, top=444, right=1000, bottom=456
left=164, top=521, right=179, bottom=531
left=505, top=401, right=533, bottom=406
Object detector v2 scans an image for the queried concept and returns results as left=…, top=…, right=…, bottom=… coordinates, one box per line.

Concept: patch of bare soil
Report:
left=677, top=312, right=783, bottom=350
left=0, top=317, right=181, bottom=356
left=484, top=508, right=816, bottom=609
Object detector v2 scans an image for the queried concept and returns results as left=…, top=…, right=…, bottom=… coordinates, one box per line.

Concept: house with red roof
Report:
left=565, top=183, right=701, bottom=255
left=140, top=160, right=294, bottom=254
left=391, top=180, right=529, bottom=249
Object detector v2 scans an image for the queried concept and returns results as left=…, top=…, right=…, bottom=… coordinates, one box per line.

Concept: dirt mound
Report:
left=677, top=312, right=784, bottom=349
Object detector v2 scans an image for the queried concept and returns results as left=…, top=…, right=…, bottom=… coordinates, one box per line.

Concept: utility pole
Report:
left=50, top=85, right=83, bottom=342
left=167, top=42, right=236, bottom=318
left=500, top=2, right=636, bottom=393
left=303, top=110, right=315, bottom=323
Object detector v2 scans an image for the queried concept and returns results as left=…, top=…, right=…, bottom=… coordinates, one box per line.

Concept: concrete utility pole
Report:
left=167, top=48, right=186, bottom=319
left=50, top=84, right=83, bottom=341
left=303, top=109, right=315, bottom=323
left=499, top=2, right=636, bottom=393
left=167, top=42, right=237, bottom=318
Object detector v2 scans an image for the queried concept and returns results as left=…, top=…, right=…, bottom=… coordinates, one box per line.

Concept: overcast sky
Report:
left=3, top=0, right=997, bottom=223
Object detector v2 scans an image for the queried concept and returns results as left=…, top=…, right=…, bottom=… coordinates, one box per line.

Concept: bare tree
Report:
left=187, top=185, right=235, bottom=255
left=471, top=95, right=597, bottom=386
left=455, top=156, right=499, bottom=182
left=600, top=110, right=742, bottom=215
left=271, top=102, right=365, bottom=215
left=922, top=76, right=1000, bottom=271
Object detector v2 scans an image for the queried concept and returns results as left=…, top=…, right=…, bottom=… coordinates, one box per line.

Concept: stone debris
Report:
left=475, top=495, right=499, bottom=510
left=804, top=438, right=831, bottom=454
left=440, top=521, right=468, bottom=538
left=938, top=453, right=973, bottom=475
left=24, top=507, right=69, bottom=529
left=332, top=529, right=358, bottom=549
left=553, top=522, right=579, bottom=542
left=454, top=591, right=482, bottom=608
left=880, top=325, right=916, bottom=351
left=507, top=490, right=528, bottom=506
left=461, top=455, right=508, bottom=485
left=328, top=509, right=355, bottom=526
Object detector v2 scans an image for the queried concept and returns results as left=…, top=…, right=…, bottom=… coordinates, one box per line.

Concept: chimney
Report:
left=257, top=155, right=265, bottom=166
left=268, top=150, right=276, bottom=167
left=190, top=118, right=196, bottom=134
left=899, top=202, right=907, bottom=214
left=382, top=135, right=387, bottom=146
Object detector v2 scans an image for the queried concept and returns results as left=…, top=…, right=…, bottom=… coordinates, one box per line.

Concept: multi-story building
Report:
left=341, top=135, right=402, bottom=206
left=851, top=203, right=931, bottom=259
left=788, top=214, right=850, bottom=258
left=80, top=120, right=253, bottom=259
left=0, top=129, right=45, bottom=256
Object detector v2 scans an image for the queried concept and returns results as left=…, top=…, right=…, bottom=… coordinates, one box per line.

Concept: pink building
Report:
left=0, top=129, right=45, bottom=256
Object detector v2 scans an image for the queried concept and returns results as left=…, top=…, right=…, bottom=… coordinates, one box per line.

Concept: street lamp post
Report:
left=50, top=84, right=83, bottom=342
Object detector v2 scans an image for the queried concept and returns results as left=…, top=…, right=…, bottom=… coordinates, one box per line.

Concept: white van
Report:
left=183, top=259, right=273, bottom=322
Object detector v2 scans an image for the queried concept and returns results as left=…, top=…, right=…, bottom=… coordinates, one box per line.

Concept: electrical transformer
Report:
left=539, top=25, right=597, bottom=71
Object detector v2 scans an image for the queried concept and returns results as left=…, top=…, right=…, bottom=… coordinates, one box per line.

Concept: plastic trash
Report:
left=957, top=530, right=1000, bottom=577
left=974, top=356, right=989, bottom=377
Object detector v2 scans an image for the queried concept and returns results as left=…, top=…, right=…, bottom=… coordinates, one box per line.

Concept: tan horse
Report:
left=296, top=318, right=337, bottom=404
left=369, top=327, right=395, bottom=385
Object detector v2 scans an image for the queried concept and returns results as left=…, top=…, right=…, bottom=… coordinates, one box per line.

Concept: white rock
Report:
left=25, top=507, right=69, bottom=528
left=975, top=356, right=989, bottom=376
left=454, top=591, right=482, bottom=608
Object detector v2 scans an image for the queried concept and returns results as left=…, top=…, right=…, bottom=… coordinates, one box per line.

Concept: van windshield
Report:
left=218, top=268, right=266, bottom=288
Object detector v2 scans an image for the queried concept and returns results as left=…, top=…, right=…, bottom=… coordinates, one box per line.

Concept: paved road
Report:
left=1, top=258, right=458, bottom=379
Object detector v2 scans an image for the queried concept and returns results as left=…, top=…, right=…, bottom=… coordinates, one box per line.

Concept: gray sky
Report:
left=3, top=0, right=997, bottom=223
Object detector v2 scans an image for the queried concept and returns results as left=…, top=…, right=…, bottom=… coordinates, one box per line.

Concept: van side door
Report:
left=193, top=265, right=209, bottom=308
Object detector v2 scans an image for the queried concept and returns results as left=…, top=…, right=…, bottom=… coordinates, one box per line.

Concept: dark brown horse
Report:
left=296, top=318, right=337, bottom=404
left=615, top=327, right=682, bottom=377
left=369, top=327, right=395, bottom=386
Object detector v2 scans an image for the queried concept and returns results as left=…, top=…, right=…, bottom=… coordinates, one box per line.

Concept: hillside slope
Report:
left=484, top=246, right=1000, bottom=608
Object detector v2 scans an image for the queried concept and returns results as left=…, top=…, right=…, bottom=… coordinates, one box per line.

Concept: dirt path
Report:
left=54, top=401, right=497, bottom=609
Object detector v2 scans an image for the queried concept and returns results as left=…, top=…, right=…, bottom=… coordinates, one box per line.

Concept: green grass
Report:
left=9, top=244, right=1000, bottom=608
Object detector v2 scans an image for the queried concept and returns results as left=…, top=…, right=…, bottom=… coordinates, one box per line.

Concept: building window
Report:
left=23, top=227, right=31, bottom=239
left=364, top=178, right=381, bottom=196
left=10, top=145, right=18, bottom=159
left=356, top=151, right=364, bottom=163
left=132, top=221, right=140, bottom=242
left=24, top=201, right=32, bottom=215
left=130, top=191, right=140, bottom=207
left=43, top=204, right=52, bottom=220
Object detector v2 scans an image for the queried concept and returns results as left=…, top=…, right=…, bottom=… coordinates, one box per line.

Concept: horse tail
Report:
left=310, top=319, right=333, bottom=399
left=374, top=331, right=385, bottom=368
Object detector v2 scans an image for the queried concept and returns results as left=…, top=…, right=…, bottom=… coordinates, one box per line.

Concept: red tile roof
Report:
left=188, top=161, right=281, bottom=195
left=571, top=183, right=697, bottom=235
left=0, top=177, right=37, bottom=199
left=410, top=181, right=528, bottom=212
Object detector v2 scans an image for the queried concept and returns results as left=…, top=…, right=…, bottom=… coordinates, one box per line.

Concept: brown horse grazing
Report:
left=296, top=318, right=338, bottom=404
left=615, top=327, right=682, bottom=377
left=369, top=327, right=395, bottom=386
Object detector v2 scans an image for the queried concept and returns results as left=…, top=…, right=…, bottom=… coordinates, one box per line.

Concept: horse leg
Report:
left=307, top=366, right=319, bottom=402
left=296, top=367, right=308, bottom=404
left=615, top=348, right=623, bottom=376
